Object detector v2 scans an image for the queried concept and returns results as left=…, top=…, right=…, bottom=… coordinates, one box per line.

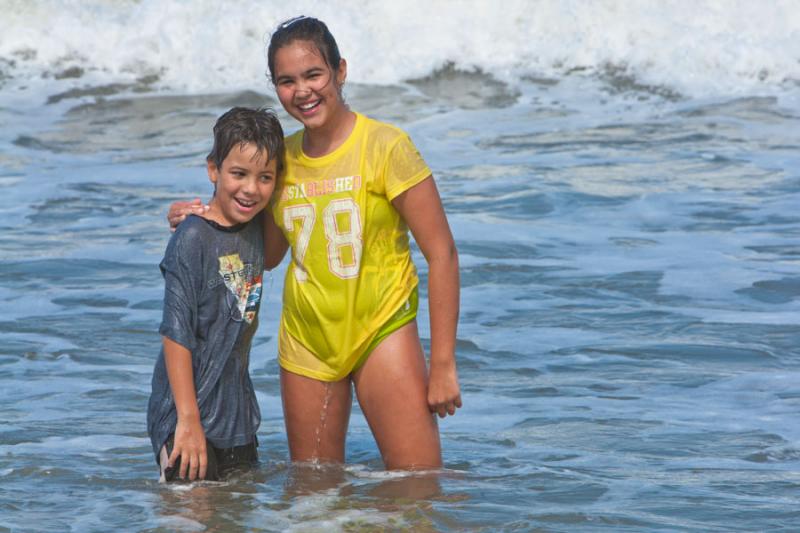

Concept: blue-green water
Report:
left=2, top=78, right=799, bottom=532
left=2, top=2, right=800, bottom=531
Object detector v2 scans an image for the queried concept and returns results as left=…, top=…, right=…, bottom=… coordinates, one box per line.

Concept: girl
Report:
left=170, top=16, right=460, bottom=470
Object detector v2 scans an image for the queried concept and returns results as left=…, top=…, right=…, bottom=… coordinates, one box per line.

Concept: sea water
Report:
left=1, top=1, right=799, bottom=531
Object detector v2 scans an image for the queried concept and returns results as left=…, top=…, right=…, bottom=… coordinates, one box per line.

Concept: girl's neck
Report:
left=302, top=106, right=357, bottom=158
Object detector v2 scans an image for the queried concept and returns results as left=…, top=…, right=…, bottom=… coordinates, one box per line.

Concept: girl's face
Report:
left=272, top=40, right=347, bottom=131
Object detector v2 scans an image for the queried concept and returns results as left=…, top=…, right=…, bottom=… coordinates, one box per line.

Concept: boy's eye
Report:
left=259, top=175, right=273, bottom=183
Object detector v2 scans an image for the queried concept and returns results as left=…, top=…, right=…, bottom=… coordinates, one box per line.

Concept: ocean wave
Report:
left=1, top=0, right=799, bottom=97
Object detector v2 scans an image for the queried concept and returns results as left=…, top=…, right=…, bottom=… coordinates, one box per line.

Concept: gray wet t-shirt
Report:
left=147, top=214, right=265, bottom=460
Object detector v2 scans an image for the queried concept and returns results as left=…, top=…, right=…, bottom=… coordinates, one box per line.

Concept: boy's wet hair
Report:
left=207, top=107, right=285, bottom=174
left=267, top=16, right=342, bottom=83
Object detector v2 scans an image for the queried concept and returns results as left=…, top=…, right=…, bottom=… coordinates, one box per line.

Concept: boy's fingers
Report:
left=167, top=446, right=180, bottom=468
left=196, top=441, right=208, bottom=480
left=189, top=452, right=201, bottom=481
left=179, top=451, right=190, bottom=479
left=199, top=453, right=208, bottom=480
left=186, top=454, right=195, bottom=481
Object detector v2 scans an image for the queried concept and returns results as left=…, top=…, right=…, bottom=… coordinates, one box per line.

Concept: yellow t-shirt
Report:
left=272, top=112, right=431, bottom=380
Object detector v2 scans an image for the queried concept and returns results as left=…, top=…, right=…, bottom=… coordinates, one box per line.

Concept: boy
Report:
left=147, top=107, right=284, bottom=481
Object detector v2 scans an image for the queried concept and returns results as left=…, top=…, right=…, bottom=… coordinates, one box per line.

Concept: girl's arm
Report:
left=167, top=199, right=208, bottom=231
left=167, top=200, right=289, bottom=269
left=162, top=336, right=208, bottom=480
left=392, top=176, right=462, bottom=418
left=262, top=209, right=290, bottom=270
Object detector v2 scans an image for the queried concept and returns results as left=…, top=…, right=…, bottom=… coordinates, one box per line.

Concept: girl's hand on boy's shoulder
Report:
left=169, top=417, right=208, bottom=480
left=427, top=359, right=462, bottom=418
left=168, top=198, right=209, bottom=232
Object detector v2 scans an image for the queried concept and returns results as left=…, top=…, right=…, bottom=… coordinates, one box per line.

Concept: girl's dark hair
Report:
left=267, top=16, right=342, bottom=83
left=207, top=107, right=285, bottom=175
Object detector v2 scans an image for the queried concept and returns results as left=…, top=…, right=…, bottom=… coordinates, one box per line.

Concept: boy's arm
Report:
left=392, top=176, right=462, bottom=418
left=162, top=336, right=208, bottom=481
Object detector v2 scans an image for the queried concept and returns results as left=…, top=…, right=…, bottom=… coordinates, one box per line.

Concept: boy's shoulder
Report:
left=169, top=213, right=263, bottom=252
left=164, top=215, right=215, bottom=260
left=170, top=214, right=215, bottom=243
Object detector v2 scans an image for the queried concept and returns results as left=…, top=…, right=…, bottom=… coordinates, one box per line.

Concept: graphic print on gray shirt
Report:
left=147, top=214, right=265, bottom=459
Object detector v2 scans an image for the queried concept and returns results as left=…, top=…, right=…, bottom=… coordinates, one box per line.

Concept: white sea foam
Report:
left=1, top=0, right=799, bottom=97
left=0, top=434, right=149, bottom=453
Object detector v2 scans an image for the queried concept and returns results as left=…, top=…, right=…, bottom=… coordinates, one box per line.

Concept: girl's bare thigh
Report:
left=353, top=320, right=442, bottom=470
left=280, top=368, right=352, bottom=463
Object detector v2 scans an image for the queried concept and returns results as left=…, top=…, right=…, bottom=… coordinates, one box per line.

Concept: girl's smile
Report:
left=273, top=40, right=347, bottom=132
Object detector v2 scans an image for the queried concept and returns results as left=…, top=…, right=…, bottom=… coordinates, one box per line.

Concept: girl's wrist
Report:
left=429, top=352, right=456, bottom=370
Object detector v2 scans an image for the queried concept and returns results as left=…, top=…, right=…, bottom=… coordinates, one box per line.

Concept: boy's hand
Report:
left=168, top=198, right=209, bottom=232
left=169, top=416, right=208, bottom=480
left=427, top=356, right=462, bottom=418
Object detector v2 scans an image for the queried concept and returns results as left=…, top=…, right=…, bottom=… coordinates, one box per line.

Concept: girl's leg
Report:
left=352, top=321, right=442, bottom=470
left=280, top=368, right=352, bottom=463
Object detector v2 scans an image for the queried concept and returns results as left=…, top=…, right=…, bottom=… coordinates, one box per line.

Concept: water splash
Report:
left=312, top=381, right=334, bottom=461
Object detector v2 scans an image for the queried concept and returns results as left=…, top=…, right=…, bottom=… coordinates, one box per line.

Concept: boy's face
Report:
left=206, top=143, right=276, bottom=226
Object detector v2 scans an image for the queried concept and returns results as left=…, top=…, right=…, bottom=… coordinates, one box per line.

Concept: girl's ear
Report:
left=336, top=58, right=347, bottom=86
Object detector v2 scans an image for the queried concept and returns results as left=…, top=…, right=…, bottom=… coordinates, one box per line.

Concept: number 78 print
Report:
left=282, top=198, right=363, bottom=282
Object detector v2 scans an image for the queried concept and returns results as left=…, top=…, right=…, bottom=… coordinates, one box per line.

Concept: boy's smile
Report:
left=206, top=142, right=276, bottom=227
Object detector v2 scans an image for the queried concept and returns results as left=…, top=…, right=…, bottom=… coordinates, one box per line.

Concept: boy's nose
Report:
left=242, top=178, right=257, bottom=195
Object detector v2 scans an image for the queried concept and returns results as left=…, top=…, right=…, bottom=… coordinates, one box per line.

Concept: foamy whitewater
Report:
left=2, top=0, right=800, bottom=95
left=1, top=1, right=799, bottom=531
